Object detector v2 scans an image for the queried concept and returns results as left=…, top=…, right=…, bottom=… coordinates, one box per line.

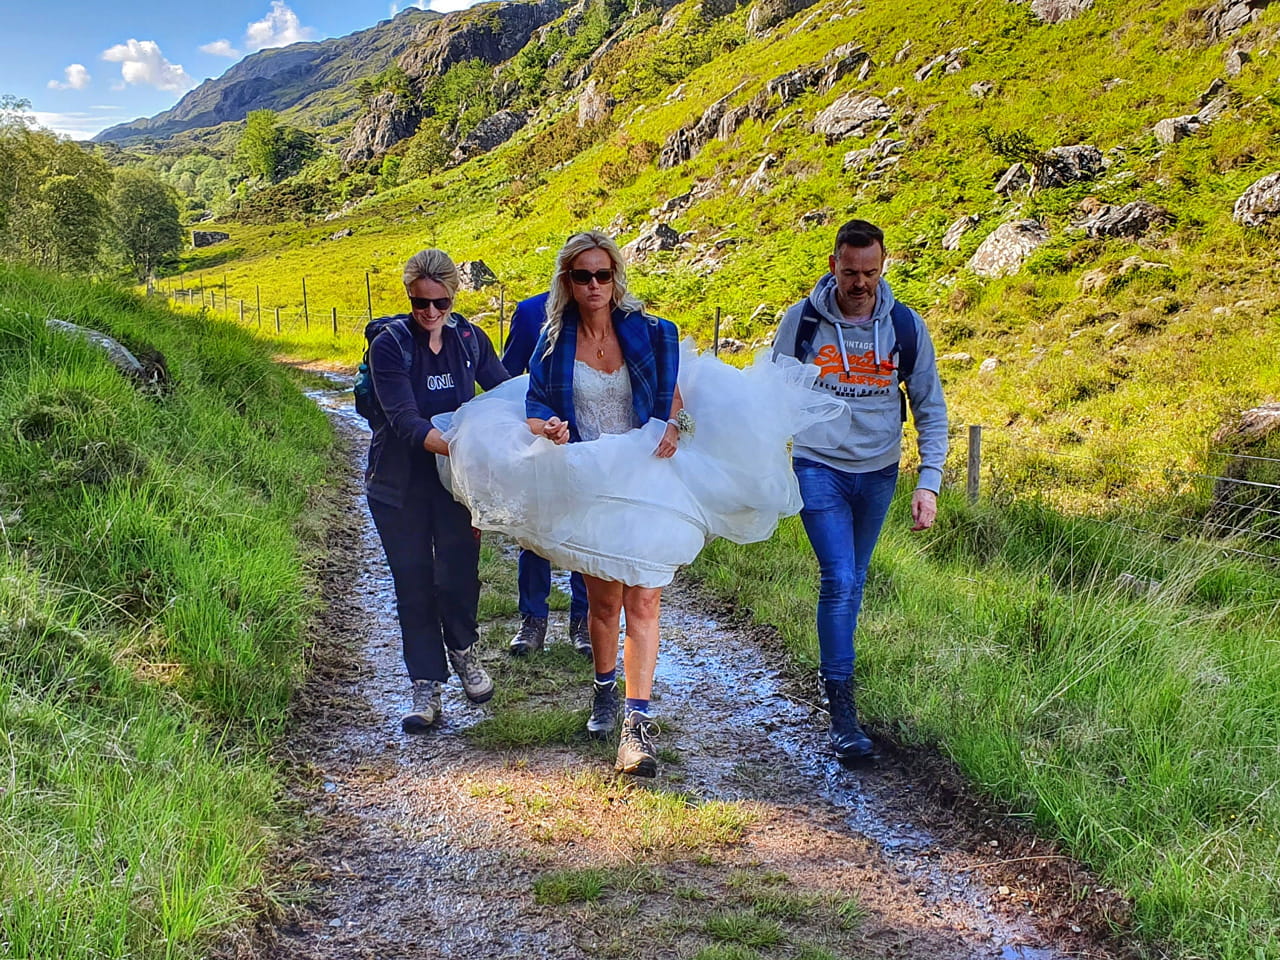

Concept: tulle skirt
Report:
left=435, top=342, right=844, bottom=588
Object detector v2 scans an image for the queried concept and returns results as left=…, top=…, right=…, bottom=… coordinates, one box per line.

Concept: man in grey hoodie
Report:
left=772, top=219, right=948, bottom=762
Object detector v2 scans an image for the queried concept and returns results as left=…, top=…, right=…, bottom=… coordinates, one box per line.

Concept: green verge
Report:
left=690, top=487, right=1280, bottom=959
left=0, top=264, right=332, bottom=958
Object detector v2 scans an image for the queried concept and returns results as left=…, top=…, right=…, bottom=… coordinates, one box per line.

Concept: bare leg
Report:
left=620, top=585, right=662, bottom=702
left=583, top=574, right=623, bottom=676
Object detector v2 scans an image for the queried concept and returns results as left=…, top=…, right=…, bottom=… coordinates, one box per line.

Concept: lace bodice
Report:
left=573, top=360, right=639, bottom=440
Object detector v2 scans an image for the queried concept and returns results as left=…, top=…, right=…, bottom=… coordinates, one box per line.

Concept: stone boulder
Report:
left=1031, top=144, right=1104, bottom=191
left=967, top=220, right=1050, bottom=277
left=942, top=214, right=979, bottom=250
left=994, top=162, right=1030, bottom=196
left=1030, top=0, right=1094, bottom=21
left=191, top=230, right=230, bottom=248
left=811, top=93, right=891, bottom=143
left=1199, top=93, right=1233, bottom=122
left=457, top=260, right=499, bottom=291
left=1154, top=115, right=1202, bottom=144
left=451, top=110, right=527, bottom=164
left=1208, top=402, right=1280, bottom=539
left=1202, top=0, right=1273, bottom=41
left=739, top=154, right=778, bottom=195
left=915, top=47, right=968, bottom=82
left=659, top=94, right=735, bottom=169
left=1078, top=200, right=1170, bottom=239
left=970, top=80, right=995, bottom=98
left=1078, top=255, right=1171, bottom=294
left=622, top=222, right=681, bottom=260
left=843, top=138, right=904, bottom=171
left=1233, top=171, right=1280, bottom=227
left=1225, top=48, right=1251, bottom=75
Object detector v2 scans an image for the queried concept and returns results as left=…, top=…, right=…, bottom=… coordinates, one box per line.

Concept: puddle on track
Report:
left=265, top=383, right=1116, bottom=960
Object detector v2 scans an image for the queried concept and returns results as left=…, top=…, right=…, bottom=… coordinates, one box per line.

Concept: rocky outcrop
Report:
left=843, top=138, right=903, bottom=171
left=344, top=92, right=422, bottom=163
left=1078, top=200, right=1170, bottom=239
left=994, top=162, right=1030, bottom=196
left=191, top=230, right=230, bottom=247
left=578, top=77, right=613, bottom=127
left=660, top=94, right=736, bottom=169
left=400, top=0, right=565, bottom=78
left=812, top=93, right=891, bottom=143
left=622, top=222, right=682, bottom=260
left=1233, top=171, right=1280, bottom=227
left=1202, top=0, right=1273, bottom=41
left=746, top=0, right=822, bottom=36
left=1031, top=144, right=1104, bottom=191
left=1029, top=0, right=1094, bottom=22
left=914, top=47, right=968, bottom=82
left=967, top=220, right=1049, bottom=277
left=739, top=154, right=778, bottom=194
left=457, top=260, right=498, bottom=290
left=450, top=110, right=527, bottom=164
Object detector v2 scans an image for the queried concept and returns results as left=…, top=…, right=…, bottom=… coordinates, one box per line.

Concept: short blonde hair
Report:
left=402, top=248, right=459, bottom=296
left=543, top=230, right=643, bottom=356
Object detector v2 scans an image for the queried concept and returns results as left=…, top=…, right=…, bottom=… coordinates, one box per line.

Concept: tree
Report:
left=238, top=109, right=281, bottom=181
left=110, top=169, right=183, bottom=282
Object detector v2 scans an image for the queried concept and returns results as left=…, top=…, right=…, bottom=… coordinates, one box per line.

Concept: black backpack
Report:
left=352, top=313, right=479, bottom=422
left=792, top=296, right=919, bottom=422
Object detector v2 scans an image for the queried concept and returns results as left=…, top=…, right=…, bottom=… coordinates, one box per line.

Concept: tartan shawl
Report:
left=526, top=303, right=679, bottom=442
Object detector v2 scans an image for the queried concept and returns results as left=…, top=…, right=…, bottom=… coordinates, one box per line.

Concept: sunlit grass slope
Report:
left=693, top=492, right=1280, bottom=959
left=0, top=265, right=331, bottom=958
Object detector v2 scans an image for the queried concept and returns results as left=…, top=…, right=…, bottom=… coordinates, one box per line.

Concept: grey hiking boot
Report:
left=569, top=617, right=592, bottom=659
left=615, top=710, right=659, bottom=778
left=509, top=614, right=547, bottom=656
left=824, top=677, right=874, bottom=762
left=447, top=645, right=494, bottom=704
left=402, top=679, right=442, bottom=733
left=586, top=680, right=619, bottom=739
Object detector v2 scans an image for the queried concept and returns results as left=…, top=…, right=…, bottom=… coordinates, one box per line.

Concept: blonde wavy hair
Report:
left=542, top=230, right=644, bottom=357
left=402, top=248, right=460, bottom=297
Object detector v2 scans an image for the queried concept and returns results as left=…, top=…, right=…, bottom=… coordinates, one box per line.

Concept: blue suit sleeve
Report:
left=525, top=331, right=557, bottom=421
left=501, top=298, right=543, bottom=376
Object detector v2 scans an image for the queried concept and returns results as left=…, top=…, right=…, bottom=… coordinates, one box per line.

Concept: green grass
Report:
left=691, top=487, right=1280, bottom=958
left=0, top=263, right=332, bottom=958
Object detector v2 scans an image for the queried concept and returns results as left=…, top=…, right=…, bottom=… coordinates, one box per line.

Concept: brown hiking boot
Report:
left=401, top=679, right=442, bottom=733
left=615, top=710, right=659, bottom=778
left=447, top=645, right=494, bottom=704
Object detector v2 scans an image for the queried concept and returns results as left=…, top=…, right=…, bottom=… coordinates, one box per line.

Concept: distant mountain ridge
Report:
left=92, top=7, right=440, bottom=145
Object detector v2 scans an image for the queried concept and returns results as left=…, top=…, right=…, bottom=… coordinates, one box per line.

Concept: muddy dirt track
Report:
left=249, top=381, right=1139, bottom=960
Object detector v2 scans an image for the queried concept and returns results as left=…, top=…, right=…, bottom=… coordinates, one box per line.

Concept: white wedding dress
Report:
left=434, top=341, right=845, bottom=588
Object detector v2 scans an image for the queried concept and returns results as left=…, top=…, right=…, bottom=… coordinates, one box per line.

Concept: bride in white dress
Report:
left=435, top=231, right=842, bottom=778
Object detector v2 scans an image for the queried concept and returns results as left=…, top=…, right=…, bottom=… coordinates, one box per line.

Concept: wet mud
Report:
left=254, top=379, right=1136, bottom=960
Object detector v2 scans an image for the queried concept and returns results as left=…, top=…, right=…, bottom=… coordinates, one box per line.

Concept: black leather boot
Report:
left=824, top=677, right=874, bottom=761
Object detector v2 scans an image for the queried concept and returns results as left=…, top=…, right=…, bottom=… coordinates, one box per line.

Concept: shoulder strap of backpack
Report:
left=889, top=301, right=918, bottom=380
left=383, top=317, right=415, bottom=372
left=792, top=297, right=822, bottom=359
left=450, top=313, right=480, bottom=367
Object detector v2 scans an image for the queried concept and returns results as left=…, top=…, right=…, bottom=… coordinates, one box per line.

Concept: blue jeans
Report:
left=794, top=458, right=899, bottom=683
left=518, top=549, right=588, bottom=620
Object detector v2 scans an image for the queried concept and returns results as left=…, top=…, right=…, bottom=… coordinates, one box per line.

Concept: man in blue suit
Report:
left=502, top=290, right=591, bottom=657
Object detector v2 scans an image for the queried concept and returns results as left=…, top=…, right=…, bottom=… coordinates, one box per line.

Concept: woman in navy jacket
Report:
left=367, top=248, right=509, bottom=732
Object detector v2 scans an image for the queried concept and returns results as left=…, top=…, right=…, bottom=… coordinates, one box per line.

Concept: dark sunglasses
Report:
left=408, top=295, right=453, bottom=312
left=569, top=269, right=614, bottom=285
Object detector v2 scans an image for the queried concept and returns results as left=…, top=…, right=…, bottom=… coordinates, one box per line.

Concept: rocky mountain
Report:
left=92, top=7, right=440, bottom=145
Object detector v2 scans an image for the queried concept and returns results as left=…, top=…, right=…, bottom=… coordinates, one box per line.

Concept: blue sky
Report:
left=0, top=0, right=485, bottom=139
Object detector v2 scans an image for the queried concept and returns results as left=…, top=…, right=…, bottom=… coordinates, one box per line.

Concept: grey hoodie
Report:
left=772, top=273, right=948, bottom=493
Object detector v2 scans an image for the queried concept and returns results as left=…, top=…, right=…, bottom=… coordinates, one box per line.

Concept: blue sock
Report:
left=595, top=669, right=616, bottom=686
left=625, top=697, right=651, bottom=716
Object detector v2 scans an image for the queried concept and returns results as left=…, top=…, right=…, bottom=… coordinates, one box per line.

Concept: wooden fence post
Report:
left=222, top=272, right=228, bottom=315
left=365, top=272, right=373, bottom=320
left=274, top=307, right=281, bottom=334
left=239, top=300, right=244, bottom=324
left=713, top=306, right=721, bottom=356
left=332, top=306, right=338, bottom=337
left=967, top=425, right=983, bottom=504
left=256, top=285, right=261, bottom=329
left=302, top=277, right=309, bottom=332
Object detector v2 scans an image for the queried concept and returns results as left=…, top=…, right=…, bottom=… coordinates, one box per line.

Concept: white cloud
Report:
left=24, top=109, right=131, bottom=140
left=47, top=64, right=92, bottom=91
left=244, top=1, right=316, bottom=52
left=101, top=39, right=194, bottom=92
left=200, top=39, right=240, bottom=58
left=429, top=0, right=484, bottom=11
left=389, top=1, right=429, bottom=15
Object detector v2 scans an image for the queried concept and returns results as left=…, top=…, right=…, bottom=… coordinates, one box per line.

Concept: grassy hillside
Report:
left=0, top=265, right=331, bottom=958
left=168, top=0, right=1280, bottom=513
